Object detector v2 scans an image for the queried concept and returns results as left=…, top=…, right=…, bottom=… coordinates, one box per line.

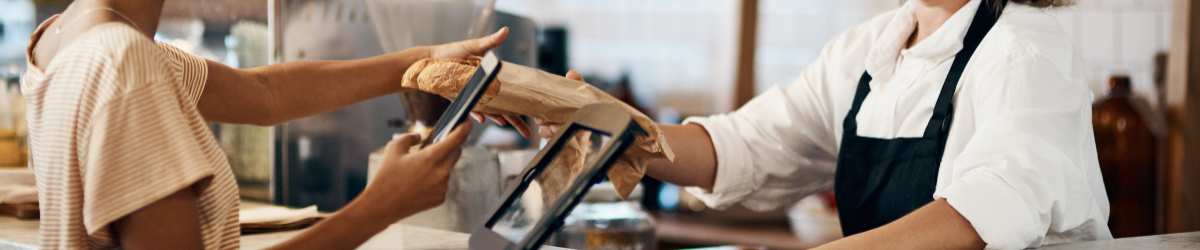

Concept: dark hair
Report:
left=1013, top=0, right=1075, bottom=7
left=987, top=0, right=1075, bottom=11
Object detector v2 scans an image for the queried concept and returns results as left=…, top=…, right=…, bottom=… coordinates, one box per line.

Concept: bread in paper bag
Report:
left=401, top=58, right=674, bottom=199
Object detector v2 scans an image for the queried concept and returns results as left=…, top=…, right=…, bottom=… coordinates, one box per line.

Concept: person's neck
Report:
left=906, top=0, right=970, bottom=49
left=65, top=0, right=164, bottom=37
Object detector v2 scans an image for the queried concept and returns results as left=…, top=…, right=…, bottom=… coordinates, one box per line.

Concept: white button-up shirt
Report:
left=684, top=1, right=1112, bottom=248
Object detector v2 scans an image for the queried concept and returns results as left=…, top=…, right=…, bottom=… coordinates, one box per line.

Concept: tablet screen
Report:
left=489, top=125, right=614, bottom=244
left=423, top=51, right=500, bottom=146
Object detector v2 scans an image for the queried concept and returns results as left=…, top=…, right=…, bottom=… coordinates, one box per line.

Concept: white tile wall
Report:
left=1052, top=0, right=1173, bottom=106
left=497, top=0, right=740, bottom=115
left=755, top=0, right=1174, bottom=106
left=755, top=0, right=900, bottom=92
left=496, top=0, right=1174, bottom=114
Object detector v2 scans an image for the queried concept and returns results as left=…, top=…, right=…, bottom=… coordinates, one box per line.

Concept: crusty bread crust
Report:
left=401, top=57, right=675, bottom=199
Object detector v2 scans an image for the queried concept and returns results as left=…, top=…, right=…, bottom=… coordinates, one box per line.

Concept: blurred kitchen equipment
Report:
left=492, top=11, right=537, bottom=67
left=0, top=0, right=34, bottom=65
left=155, top=18, right=205, bottom=51
left=1093, top=75, right=1158, bottom=237
left=364, top=0, right=483, bottom=53
left=0, top=168, right=36, bottom=219
left=0, top=73, right=24, bottom=167
left=161, top=0, right=268, bottom=28
left=268, top=0, right=538, bottom=210
left=365, top=0, right=536, bottom=128
left=270, top=0, right=393, bottom=210
left=537, top=26, right=568, bottom=76
left=216, top=21, right=275, bottom=201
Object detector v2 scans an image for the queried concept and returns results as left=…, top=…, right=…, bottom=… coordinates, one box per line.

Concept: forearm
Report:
left=816, top=199, right=984, bottom=250
left=199, top=47, right=431, bottom=125
left=645, top=124, right=718, bottom=190
left=271, top=124, right=468, bottom=249
left=269, top=187, right=420, bottom=250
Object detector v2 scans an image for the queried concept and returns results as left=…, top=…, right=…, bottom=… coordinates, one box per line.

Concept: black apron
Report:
left=834, top=2, right=1001, bottom=236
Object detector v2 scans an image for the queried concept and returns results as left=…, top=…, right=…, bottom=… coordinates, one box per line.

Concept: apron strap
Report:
left=843, top=72, right=874, bottom=134
left=922, top=1, right=1002, bottom=138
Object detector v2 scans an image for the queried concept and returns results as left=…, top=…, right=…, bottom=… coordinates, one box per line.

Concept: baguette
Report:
left=401, top=57, right=675, bottom=199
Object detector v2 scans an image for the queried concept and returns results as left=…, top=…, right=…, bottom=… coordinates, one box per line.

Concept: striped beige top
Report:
left=22, top=17, right=240, bottom=249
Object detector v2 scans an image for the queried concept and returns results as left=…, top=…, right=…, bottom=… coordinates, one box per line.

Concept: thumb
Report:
left=470, top=27, right=510, bottom=54
left=387, top=133, right=422, bottom=154
left=426, top=122, right=474, bottom=157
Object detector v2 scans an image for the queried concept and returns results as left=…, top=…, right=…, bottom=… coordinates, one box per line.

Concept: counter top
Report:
left=0, top=201, right=566, bottom=250
left=0, top=215, right=36, bottom=249
left=0, top=215, right=479, bottom=250
left=1041, top=231, right=1200, bottom=250
left=241, top=223, right=475, bottom=249
left=10, top=200, right=1194, bottom=249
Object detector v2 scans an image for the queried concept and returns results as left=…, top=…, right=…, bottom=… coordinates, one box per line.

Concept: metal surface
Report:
left=270, top=0, right=397, bottom=210
left=267, top=0, right=537, bottom=210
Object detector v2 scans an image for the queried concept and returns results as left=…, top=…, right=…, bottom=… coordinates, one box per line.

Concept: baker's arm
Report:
left=644, top=124, right=718, bottom=190
left=814, top=199, right=984, bottom=250
left=197, top=28, right=508, bottom=125
left=529, top=38, right=844, bottom=209
left=523, top=72, right=719, bottom=190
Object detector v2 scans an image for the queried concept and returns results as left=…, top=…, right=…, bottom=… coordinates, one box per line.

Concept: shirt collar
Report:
left=865, top=0, right=982, bottom=82
left=23, top=14, right=59, bottom=84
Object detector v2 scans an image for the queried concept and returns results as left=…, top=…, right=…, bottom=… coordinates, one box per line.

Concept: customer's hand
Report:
left=416, top=27, right=531, bottom=136
left=363, top=122, right=473, bottom=221
left=426, top=27, right=510, bottom=60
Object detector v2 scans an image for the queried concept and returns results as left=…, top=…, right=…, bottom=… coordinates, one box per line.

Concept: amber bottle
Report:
left=1092, top=75, right=1158, bottom=237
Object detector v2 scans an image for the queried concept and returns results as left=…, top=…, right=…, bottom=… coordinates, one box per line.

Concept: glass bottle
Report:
left=1092, top=75, right=1158, bottom=237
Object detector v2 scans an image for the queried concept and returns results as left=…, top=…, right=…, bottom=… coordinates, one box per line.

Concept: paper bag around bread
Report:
left=401, top=57, right=674, bottom=199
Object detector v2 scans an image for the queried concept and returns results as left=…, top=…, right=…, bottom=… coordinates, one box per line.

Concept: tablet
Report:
left=470, top=103, right=645, bottom=250
left=423, top=51, right=502, bottom=146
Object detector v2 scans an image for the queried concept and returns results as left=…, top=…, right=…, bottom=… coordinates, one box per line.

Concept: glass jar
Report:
left=0, top=74, right=25, bottom=167
left=560, top=201, right=656, bottom=250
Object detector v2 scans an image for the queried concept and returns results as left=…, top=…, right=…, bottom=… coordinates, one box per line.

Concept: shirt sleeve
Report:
left=158, top=43, right=210, bottom=106
left=79, top=39, right=216, bottom=235
left=682, top=36, right=845, bottom=211
left=934, top=49, right=1111, bottom=249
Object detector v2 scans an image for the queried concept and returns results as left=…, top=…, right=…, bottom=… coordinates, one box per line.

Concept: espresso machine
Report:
left=254, top=0, right=538, bottom=211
